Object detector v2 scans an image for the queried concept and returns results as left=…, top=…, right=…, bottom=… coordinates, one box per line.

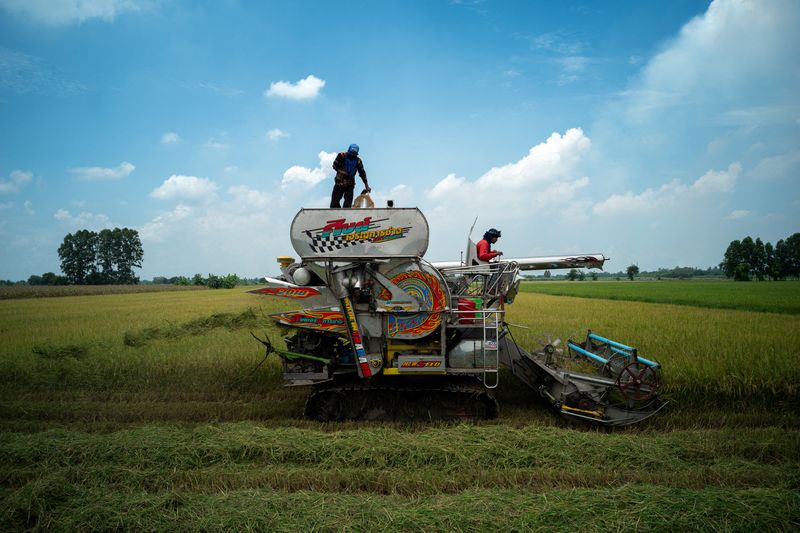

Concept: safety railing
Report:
left=439, top=261, right=520, bottom=302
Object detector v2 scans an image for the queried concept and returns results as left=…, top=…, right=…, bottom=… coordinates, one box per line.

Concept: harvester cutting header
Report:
left=252, top=206, right=665, bottom=426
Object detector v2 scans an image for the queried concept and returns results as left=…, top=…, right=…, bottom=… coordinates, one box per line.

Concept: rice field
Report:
left=0, top=283, right=207, bottom=300
left=520, top=279, right=800, bottom=314
left=1, top=284, right=798, bottom=531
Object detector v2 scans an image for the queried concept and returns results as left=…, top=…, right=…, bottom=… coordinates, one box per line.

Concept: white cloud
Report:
left=10, top=170, right=31, bottom=185
left=531, top=32, right=584, bottom=55
left=223, top=166, right=238, bottom=175
left=555, top=56, right=590, bottom=85
left=161, top=132, right=180, bottom=145
left=227, top=185, right=272, bottom=211
left=752, top=150, right=800, bottom=181
left=727, top=209, right=751, bottom=220
left=427, top=173, right=465, bottom=200
left=184, top=81, right=244, bottom=97
left=524, top=31, right=590, bottom=85
left=23, top=200, right=34, bottom=215
left=266, top=128, right=289, bottom=141
left=621, top=0, right=800, bottom=123
left=0, top=169, right=32, bottom=193
left=592, top=162, right=740, bottom=216
left=481, top=129, right=590, bottom=190
left=138, top=203, right=192, bottom=241
left=691, top=162, right=741, bottom=193
left=0, top=201, right=13, bottom=209
left=422, top=129, right=593, bottom=244
left=135, top=195, right=282, bottom=277
left=150, top=175, right=219, bottom=201
left=0, top=0, right=151, bottom=26
left=428, top=128, right=591, bottom=202
left=281, top=150, right=336, bottom=190
left=592, top=180, right=686, bottom=216
left=69, top=161, right=135, bottom=181
left=385, top=184, right=413, bottom=205
left=265, top=75, right=326, bottom=100
left=53, top=208, right=112, bottom=229
left=0, top=48, right=88, bottom=96
left=204, top=138, right=229, bottom=151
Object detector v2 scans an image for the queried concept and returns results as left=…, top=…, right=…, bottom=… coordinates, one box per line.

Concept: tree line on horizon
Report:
left=15, top=228, right=249, bottom=289
left=3, top=229, right=799, bottom=286
left=719, top=233, right=800, bottom=281
left=539, top=264, right=722, bottom=281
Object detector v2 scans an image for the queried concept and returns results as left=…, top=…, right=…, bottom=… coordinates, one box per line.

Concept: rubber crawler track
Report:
left=304, top=376, right=499, bottom=422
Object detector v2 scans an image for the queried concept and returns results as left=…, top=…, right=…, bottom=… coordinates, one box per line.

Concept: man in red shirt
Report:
left=476, top=228, right=503, bottom=262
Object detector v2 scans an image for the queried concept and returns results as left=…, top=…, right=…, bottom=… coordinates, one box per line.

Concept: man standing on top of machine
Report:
left=330, top=144, right=370, bottom=208
left=476, top=228, right=503, bottom=263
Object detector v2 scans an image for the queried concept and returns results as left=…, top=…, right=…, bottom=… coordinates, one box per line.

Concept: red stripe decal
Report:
left=359, top=361, right=372, bottom=378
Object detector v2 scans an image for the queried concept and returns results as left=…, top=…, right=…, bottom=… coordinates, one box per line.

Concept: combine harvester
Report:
left=251, top=206, right=666, bottom=426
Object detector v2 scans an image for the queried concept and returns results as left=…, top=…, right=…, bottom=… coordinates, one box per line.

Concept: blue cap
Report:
left=348, top=144, right=359, bottom=154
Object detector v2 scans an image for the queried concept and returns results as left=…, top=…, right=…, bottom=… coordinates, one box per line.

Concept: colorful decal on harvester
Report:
left=400, top=360, right=442, bottom=368
left=340, top=297, right=372, bottom=378
left=250, top=287, right=321, bottom=299
left=269, top=310, right=345, bottom=332
left=305, top=215, right=411, bottom=254
left=386, top=270, right=447, bottom=337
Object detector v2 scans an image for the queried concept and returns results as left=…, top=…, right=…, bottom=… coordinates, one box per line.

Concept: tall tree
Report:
left=58, top=230, right=98, bottom=284
left=785, top=233, right=800, bottom=278
left=764, top=242, right=779, bottom=280
left=626, top=264, right=639, bottom=281
left=774, top=238, right=789, bottom=279
left=114, top=228, right=144, bottom=284
left=57, top=227, right=143, bottom=284
left=752, top=238, right=767, bottom=281
left=739, top=236, right=757, bottom=277
left=721, top=238, right=753, bottom=280
left=96, top=229, right=116, bottom=283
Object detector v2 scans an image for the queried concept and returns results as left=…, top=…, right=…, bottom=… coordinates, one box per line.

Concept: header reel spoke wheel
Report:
left=616, top=362, right=659, bottom=402
left=537, top=335, right=563, bottom=366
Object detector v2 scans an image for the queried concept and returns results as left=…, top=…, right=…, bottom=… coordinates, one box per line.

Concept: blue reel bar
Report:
left=609, top=345, right=659, bottom=368
left=567, top=342, right=609, bottom=365
left=588, top=332, right=633, bottom=352
left=567, top=331, right=660, bottom=369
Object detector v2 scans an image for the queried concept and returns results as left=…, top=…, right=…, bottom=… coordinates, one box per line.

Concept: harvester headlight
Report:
left=292, top=267, right=312, bottom=286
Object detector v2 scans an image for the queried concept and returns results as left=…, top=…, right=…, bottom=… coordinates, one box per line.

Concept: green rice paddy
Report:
left=1, top=282, right=797, bottom=531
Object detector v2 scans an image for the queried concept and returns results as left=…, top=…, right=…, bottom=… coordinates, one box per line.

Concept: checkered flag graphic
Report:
left=307, top=233, right=368, bottom=253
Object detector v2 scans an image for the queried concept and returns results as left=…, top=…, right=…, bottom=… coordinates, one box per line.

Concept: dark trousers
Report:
left=330, top=184, right=354, bottom=208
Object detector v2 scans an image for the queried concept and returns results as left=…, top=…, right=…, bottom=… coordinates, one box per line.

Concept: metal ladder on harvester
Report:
left=479, top=306, right=501, bottom=388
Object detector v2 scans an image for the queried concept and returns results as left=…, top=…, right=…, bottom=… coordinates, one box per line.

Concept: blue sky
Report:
left=0, top=0, right=798, bottom=280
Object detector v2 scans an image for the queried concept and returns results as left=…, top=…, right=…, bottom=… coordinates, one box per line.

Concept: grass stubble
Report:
left=0, top=285, right=798, bottom=531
